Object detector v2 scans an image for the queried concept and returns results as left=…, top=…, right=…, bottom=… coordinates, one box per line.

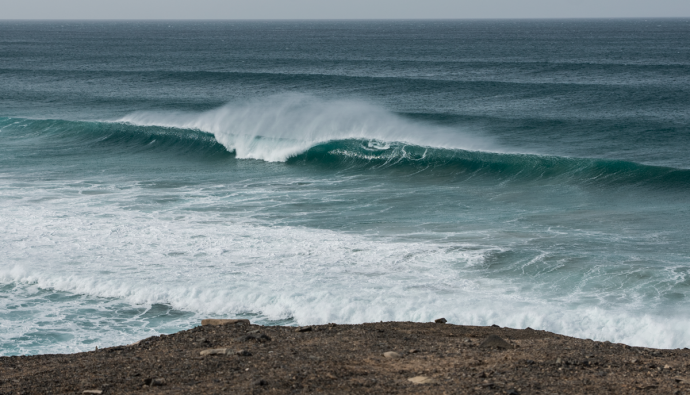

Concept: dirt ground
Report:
left=2, top=320, right=690, bottom=394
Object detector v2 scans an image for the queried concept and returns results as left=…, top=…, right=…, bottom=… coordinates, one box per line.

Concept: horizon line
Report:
left=2, top=17, right=690, bottom=21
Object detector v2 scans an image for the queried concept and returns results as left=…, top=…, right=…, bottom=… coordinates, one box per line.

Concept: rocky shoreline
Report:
left=2, top=320, right=689, bottom=394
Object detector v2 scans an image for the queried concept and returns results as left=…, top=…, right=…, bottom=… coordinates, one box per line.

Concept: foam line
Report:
left=2, top=189, right=690, bottom=353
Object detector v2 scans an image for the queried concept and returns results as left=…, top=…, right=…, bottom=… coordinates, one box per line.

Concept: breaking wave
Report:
left=117, top=93, right=498, bottom=162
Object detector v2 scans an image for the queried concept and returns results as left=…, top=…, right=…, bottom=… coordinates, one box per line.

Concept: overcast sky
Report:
left=3, top=0, right=690, bottom=19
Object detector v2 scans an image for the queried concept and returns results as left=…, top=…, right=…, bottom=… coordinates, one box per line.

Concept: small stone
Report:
left=491, top=324, right=500, bottom=328
left=201, top=319, right=250, bottom=326
left=236, top=349, right=252, bottom=356
left=507, top=389, right=520, bottom=395
left=383, top=351, right=402, bottom=359
left=200, top=348, right=229, bottom=356
left=556, top=358, right=562, bottom=364
left=408, top=349, right=419, bottom=354
left=254, top=379, right=268, bottom=386
left=479, top=335, right=513, bottom=349
left=296, top=326, right=312, bottom=332
left=434, top=318, right=447, bottom=324
left=408, top=376, right=437, bottom=384
left=147, top=378, right=166, bottom=386
left=82, top=391, right=103, bottom=394
left=664, top=364, right=672, bottom=369
left=151, top=378, right=165, bottom=387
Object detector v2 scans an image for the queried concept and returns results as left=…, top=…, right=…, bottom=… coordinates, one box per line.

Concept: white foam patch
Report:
left=2, top=179, right=690, bottom=354
left=117, top=94, right=498, bottom=162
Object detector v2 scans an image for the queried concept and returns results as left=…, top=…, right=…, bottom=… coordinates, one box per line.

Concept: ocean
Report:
left=1, top=19, right=690, bottom=356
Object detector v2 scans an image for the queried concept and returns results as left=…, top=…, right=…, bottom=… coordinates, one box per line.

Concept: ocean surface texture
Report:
left=1, top=20, right=690, bottom=356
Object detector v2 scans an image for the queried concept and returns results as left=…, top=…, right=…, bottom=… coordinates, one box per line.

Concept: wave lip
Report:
left=117, top=94, right=497, bottom=162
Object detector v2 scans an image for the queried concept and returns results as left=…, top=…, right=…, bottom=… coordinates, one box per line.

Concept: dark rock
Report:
left=480, top=335, right=513, bottom=349
left=151, top=378, right=166, bottom=386
left=434, top=318, right=447, bottom=324
left=201, top=319, right=250, bottom=326
left=144, top=378, right=166, bottom=386
left=296, top=326, right=312, bottom=332
left=255, top=379, right=268, bottom=386
left=236, top=350, right=252, bottom=356
left=236, top=333, right=272, bottom=342
left=507, top=389, right=520, bottom=395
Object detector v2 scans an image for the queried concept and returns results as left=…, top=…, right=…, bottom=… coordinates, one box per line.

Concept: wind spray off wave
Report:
left=118, top=94, right=497, bottom=162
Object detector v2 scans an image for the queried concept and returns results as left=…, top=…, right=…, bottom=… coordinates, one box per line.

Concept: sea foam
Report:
left=2, top=178, right=690, bottom=355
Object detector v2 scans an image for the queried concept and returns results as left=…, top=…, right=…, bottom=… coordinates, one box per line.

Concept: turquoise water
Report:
left=2, top=20, right=690, bottom=355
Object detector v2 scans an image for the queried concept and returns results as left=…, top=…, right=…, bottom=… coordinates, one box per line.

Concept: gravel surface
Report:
left=2, top=321, right=690, bottom=394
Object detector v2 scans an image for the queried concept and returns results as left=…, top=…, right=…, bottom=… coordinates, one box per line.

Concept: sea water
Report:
left=1, top=19, right=690, bottom=355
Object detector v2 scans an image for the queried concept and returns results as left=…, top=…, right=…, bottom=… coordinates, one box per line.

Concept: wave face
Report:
left=295, top=140, right=690, bottom=190
left=3, top=20, right=690, bottom=356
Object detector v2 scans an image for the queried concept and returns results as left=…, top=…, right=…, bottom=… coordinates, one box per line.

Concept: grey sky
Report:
left=3, top=0, right=690, bottom=19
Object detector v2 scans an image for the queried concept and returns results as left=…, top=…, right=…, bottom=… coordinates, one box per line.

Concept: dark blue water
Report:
left=2, top=20, right=690, bottom=355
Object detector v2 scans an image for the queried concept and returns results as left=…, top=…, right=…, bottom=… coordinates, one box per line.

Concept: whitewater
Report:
left=2, top=19, right=690, bottom=356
